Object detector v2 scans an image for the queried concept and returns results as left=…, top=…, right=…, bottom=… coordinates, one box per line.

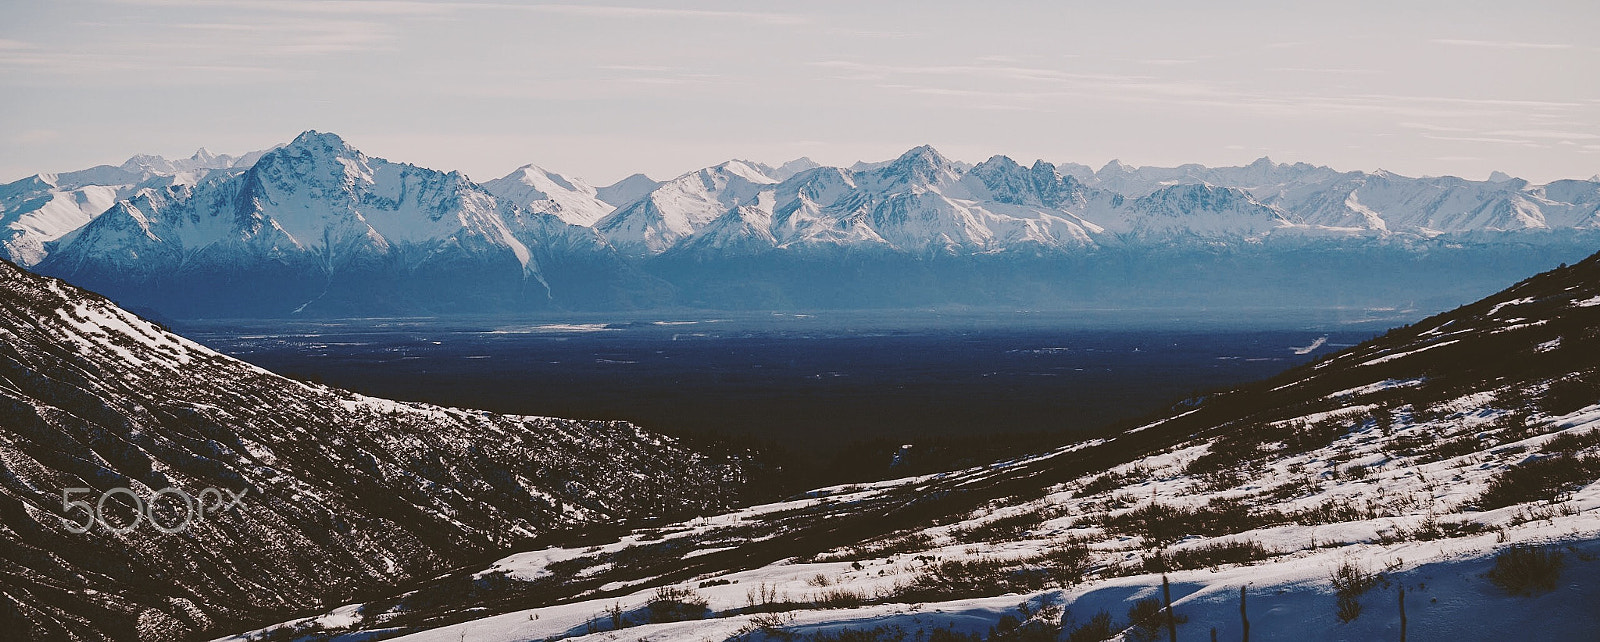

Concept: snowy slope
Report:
left=233, top=250, right=1600, bottom=642
left=595, top=160, right=777, bottom=254
left=0, top=148, right=254, bottom=266
left=0, top=258, right=755, bottom=641
left=482, top=164, right=616, bottom=227
left=596, top=173, right=662, bottom=208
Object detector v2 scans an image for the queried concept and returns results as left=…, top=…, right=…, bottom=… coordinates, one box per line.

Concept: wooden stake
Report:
left=1241, top=585, right=1250, bottom=642
left=1399, top=586, right=1407, bottom=642
left=1164, top=574, right=1177, bottom=642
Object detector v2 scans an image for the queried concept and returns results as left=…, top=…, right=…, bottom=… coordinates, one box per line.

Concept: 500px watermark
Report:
left=60, top=486, right=247, bottom=534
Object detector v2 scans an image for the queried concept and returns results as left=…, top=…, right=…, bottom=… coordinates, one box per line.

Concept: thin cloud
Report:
left=114, top=0, right=807, bottom=24
left=1421, top=134, right=1540, bottom=146
left=1484, top=129, right=1600, bottom=140
left=1430, top=38, right=1573, bottom=50
left=1268, top=67, right=1381, bottom=75
left=1398, top=122, right=1469, bottom=132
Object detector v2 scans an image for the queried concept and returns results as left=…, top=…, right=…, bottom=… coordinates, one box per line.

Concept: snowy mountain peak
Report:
left=288, top=128, right=350, bottom=151
left=769, top=156, right=823, bottom=180
left=892, top=144, right=951, bottom=170
left=709, top=159, right=780, bottom=184
left=483, top=163, right=614, bottom=226
left=1100, top=158, right=1134, bottom=174
left=869, top=144, right=963, bottom=190
left=596, top=173, right=660, bottom=207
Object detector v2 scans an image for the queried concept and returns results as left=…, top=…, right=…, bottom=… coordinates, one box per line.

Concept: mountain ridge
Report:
left=7, top=132, right=1599, bottom=317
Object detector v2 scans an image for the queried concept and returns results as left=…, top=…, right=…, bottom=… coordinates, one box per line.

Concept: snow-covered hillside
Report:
left=0, top=258, right=756, bottom=641
left=226, top=250, right=1600, bottom=642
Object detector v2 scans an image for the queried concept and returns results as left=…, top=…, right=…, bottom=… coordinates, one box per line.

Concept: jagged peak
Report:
left=893, top=144, right=950, bottom=166
left=695, top=159, right=776, bottom=184
left=1099, top=159, right=1133, bottom=174
left=1135, top=182, right=1263, bottom=211
left=972, top=154, right=1024, bottom=172
left=287, top=130, right=353, bottom=153
left=120, top=153, right=166, bottom=170
left=504, top=164, right=584, bottom=193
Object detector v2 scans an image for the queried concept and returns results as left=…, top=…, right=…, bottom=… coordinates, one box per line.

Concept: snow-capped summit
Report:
left=482, top=164, right=615, bottom=226
left=1120, top=183, right=1287, bottom=239
left=766, top=156, right=822, bottom=181
left=595, top=159, right=778, bottom=255
left=0, top=145, right=262, bottom=267
left=595, top=173, right=661, bottom=207
left=21, top=137, right=1600, bottom=316
left=36, top=130, right=588, bottom=316
left=866, top=144, right=966, bottom=193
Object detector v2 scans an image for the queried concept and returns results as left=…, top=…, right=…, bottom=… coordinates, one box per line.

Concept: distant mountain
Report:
left=482, top=164, right=614, bottom=226
left=230, top=230, right=1600, bottom=642
left=34, top=131, right=656, bottom=317
left=595, top=173, right=661, bottom=208
left=21, top=132, right=1600, bottom=317
left=0, top=257, right=753, bottom=640
left=0, top=148, right=258, bottom=266
left=595, top=160, right=777, bottom=255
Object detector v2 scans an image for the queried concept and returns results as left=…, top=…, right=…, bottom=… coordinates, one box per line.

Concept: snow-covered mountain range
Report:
left=0, top=148, right=260, bottom=267
left=8, top=132, right=1600, bottom=317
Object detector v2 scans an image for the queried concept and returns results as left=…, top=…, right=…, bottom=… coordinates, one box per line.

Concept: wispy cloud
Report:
left=1268, top=67, right=1381, bottom=75
left=1430, top=38, right=1573, bottom=50
left=1398, top=122, right=1468, bottom=132
left=111, top=0, right=807, bottom=24
left=812, top=58, right=1589, bottom=124
left=166, top=20, right=398, bottom=54
left=597, top=64, right=719, bottom=85
left=1421, top=134, right=1539, bottom=146
left=507, top=4, right=806, bottom=24
left=1484, top=129, right=1600, bottom=140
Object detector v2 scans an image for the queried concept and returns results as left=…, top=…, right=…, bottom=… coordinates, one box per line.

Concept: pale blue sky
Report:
left=1, top=0, right=1596, bottom=184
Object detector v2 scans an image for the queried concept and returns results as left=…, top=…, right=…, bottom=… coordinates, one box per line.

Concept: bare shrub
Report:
left=1330, top=560, right=1381, bottom=623
left=1486, top=546, right=1565, bottom=596
left=645, top=585, right=709, bottom=624
left=1059, top=609, right=1115, bottom=642
left=1165, top=539, right=1274, bottom=570
left=1478, top=454, right=1600, bottom=509
left=951, top=509, right=1047, bottom=544
left=1124, top=596, right=1188, bottom=642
